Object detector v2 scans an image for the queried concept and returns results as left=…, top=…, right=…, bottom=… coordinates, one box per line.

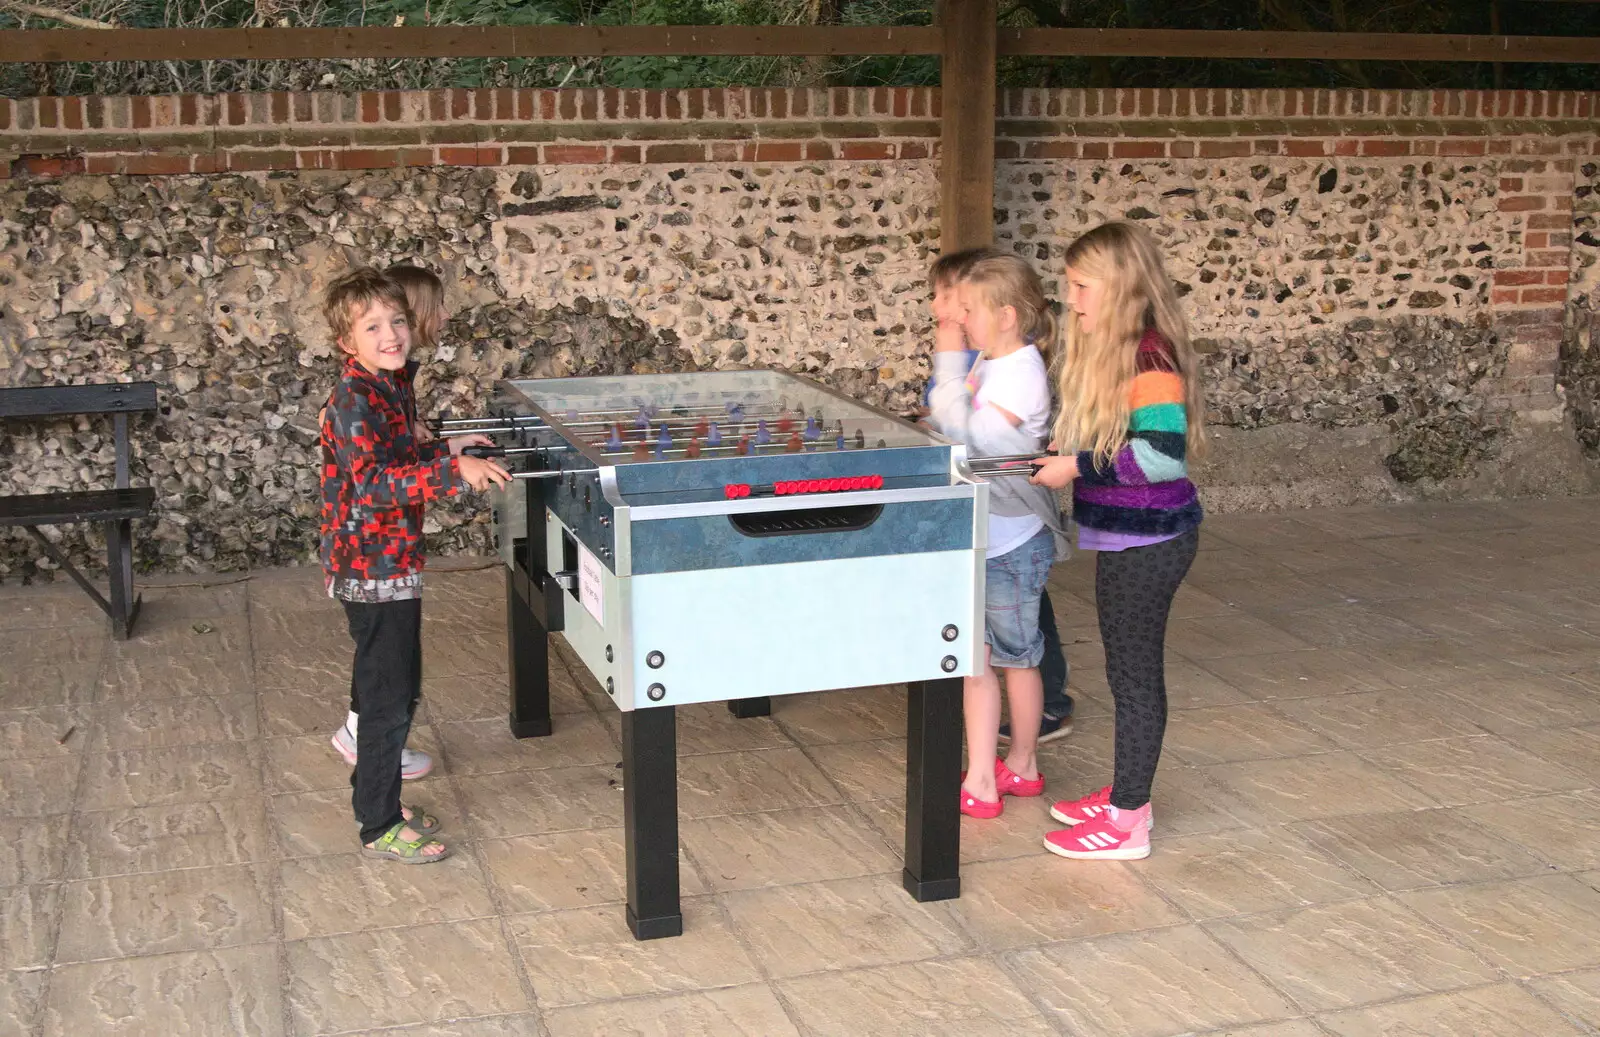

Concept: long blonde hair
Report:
left=1053, top=222, right=1207, bottom=465
left=960, top=252, right=1061, bottom=361
left=385, top=264, right=447, bottom=352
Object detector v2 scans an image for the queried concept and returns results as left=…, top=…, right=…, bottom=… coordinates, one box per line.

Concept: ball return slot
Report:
left=729, top=503, right=884, bottom=537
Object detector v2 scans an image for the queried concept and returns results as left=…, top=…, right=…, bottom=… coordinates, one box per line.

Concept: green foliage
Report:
left=830, top=0, right=935, bottom=86
left=2, top=0, right=1598, bottom=96
left=591, top=0, right=803, bottom=88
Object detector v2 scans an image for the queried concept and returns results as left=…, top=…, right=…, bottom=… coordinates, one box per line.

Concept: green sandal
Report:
left=401, top=804, right=441, bottom=837
left=362, top=821, right=452, bottom=864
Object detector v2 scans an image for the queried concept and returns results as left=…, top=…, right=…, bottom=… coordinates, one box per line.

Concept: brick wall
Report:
left=3, top=86, right=1595, bottom=173
left=6, top=87, right=1591, bottom=420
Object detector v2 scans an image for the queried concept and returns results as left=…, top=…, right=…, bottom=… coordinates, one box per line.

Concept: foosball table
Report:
left=453, top=369, right=1012, bottom=940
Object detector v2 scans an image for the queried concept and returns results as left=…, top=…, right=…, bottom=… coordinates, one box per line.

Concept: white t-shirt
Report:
left=970, top=346, right=1051, bottom=558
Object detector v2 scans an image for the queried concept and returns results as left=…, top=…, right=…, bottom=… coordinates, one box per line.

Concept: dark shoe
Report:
left=998, top=710, right=1075, bottom=745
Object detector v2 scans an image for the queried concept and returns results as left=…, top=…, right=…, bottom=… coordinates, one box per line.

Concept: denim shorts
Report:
left=984, top=526, right=1056, bottom=669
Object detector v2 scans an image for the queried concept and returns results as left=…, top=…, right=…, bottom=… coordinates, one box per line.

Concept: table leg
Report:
left=902, top=676, right=962, bottom=901
left=506, top=566, right=553, bottom=739
left=727, top=697, right=771, bottom=719
left=622, top=704, right=683, bottom=939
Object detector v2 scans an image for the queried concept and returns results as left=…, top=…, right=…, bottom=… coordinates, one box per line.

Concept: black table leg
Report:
left=506, top=565, right=553, bottom=739
left=622, top=704, right=683, bottom=939
left=727, top=696, right=771, bottom=718
left=902, top=676, right=962, bottom=901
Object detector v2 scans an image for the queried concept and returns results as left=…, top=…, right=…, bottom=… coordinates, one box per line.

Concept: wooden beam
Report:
left=1, top=24, right=1596, bottom=65
left=996, top=28, right=1600, bottom=63
left=939, top=0, right=997, bottom=253
left=0, top=24, right=943, bottom=63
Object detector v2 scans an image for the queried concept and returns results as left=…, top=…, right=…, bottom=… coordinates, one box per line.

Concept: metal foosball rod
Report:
left=461, top=445, right=557, bottom=458
left=551, top=410, right=813, bottom=434
left=430, top=401, right=820, bottom=435
left=443, top=415, right=826, bottom=443
left=445, top=425, right=873, bottom=458
left=434, top=423, right=551, bottom=438
left=599, top=431, right=883, bottom=460
left=434, top=415, right=798, bottom=441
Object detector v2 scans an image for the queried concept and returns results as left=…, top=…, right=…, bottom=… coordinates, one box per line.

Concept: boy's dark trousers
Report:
left=1038, top=589, right=1073, bottom=718
left=342, top=598, right=423, bottom=844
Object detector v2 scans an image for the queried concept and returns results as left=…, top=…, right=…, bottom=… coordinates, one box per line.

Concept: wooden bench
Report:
left=0, top=382, right=159, bottom=639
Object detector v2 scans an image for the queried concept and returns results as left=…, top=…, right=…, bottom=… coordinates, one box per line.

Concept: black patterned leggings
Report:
left=1097, top=527, right=1200, bottom=810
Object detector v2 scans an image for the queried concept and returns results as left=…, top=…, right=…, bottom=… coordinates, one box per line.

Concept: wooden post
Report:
left=938, top=0, right=997, bottom=252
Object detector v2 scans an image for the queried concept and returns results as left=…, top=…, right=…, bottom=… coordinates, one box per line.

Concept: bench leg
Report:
left=104, top=518, right=139, bottom=640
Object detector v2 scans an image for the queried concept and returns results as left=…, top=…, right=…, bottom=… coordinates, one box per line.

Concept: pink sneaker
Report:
left=995, top=758, right=1045, bottom=798
left=1048, top=785, right=1153, bottom=829
left=1043, top=803, right=1152, bottom=860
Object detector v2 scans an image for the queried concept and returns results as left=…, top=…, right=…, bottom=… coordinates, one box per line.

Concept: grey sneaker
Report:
left=998, top=711, right=1075, bottom=746
left=330, top=723, right=434, bottom=780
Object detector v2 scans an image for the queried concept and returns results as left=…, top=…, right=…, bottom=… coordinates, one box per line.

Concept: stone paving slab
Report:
left=1, top=501, right=1599, bottom=1036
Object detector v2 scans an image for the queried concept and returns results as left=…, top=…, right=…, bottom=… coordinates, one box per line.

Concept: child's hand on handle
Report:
left=458, top=455, right=512, bottom=491
left=446, top=434, right=495, bottom=456
left=1028, top=454, right=1079, bottom=488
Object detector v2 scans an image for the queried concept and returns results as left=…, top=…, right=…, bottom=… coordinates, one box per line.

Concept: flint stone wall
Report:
left=1, top=87, right=1598, bottom=577
left=1563, top=161, right=1600, bottom=456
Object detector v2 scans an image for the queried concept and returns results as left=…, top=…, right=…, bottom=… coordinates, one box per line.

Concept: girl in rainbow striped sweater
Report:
left=1029, top=221, right=1206, bottom=861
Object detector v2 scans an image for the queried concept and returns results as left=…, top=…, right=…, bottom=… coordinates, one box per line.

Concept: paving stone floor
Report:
left=3, top=498, right=1600, bottom=1036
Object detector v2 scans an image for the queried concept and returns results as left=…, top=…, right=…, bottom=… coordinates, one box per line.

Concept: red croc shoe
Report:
left=995, top=758, right=1045, bottom=798
left=960, top=787, right=1003, bottom=819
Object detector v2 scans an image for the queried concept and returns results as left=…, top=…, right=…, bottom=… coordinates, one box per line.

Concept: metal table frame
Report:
left=503, top=506, right=964, bottom=940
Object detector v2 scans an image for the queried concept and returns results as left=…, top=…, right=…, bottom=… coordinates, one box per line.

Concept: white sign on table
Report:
left=578, top=542, right=604, bottom=623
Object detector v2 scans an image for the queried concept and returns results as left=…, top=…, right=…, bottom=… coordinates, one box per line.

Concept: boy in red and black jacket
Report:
left=318, top=267, right=509, bottom=864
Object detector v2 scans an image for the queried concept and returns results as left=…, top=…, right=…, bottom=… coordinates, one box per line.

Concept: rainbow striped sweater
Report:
left=1071, top=329, right=1203, bottom=543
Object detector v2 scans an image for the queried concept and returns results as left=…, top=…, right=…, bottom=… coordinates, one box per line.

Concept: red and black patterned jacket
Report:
left=319, top=356, right=462, bottom=601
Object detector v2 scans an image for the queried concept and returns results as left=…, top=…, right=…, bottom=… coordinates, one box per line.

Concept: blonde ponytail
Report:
left=960, top=253, right=1056, bottom=357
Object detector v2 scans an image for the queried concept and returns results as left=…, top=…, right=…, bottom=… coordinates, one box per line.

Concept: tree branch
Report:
left=0, top=0, right=116, bottom=28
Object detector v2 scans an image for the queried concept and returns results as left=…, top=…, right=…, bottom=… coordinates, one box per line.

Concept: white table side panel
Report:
left=624, top=550, right=981, bottom=708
